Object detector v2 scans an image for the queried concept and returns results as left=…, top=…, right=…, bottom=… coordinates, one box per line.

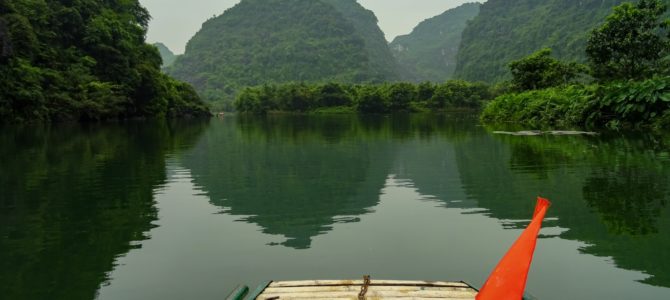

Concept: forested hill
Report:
left=0, top=0, right=209, bottom=123
left=168, top=0, right=399, bottom=110
left=390, top=3, right=480, bottom=82
left=454, top=0, right=631, bottom=83
left=322, top=0, right=401, bottom=81
left=154, top=43, right=177, bottom=67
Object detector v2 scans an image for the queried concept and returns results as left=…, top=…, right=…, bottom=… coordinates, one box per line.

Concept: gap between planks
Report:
left=268, top=280, right=471, bottom=288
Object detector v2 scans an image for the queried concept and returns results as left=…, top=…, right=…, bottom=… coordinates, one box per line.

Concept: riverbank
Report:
left=480, top=76, right=670, bottom=130
left=233, top=81, right=493, bottom=114
left=475, top=0, right=670, bottom=131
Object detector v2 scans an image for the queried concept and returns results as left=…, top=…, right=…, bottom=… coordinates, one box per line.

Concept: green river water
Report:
left=1, top=114, right=669, bottom=300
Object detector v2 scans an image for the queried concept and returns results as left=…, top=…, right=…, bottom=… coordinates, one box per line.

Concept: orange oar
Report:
left=476, top=197, right=551, bottom=300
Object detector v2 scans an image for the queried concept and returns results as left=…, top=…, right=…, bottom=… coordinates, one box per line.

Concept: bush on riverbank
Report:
left=481, top=86, right=588, bottom=127
left=482, top=76, right=670, bottom=129
left=234, top=81, right=493, bottom=114
left=481, top=0, right=670, bottom=130
left=584, top=76, right=670, bottom=128
left=652, top=110, right=670, bottom=130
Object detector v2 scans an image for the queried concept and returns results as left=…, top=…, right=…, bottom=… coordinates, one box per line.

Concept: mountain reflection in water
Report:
left=1, top=115, right=669, bottom=300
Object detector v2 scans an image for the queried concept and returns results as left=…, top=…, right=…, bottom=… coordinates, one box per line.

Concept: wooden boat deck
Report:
left=250, top=279, right=479, bottom=300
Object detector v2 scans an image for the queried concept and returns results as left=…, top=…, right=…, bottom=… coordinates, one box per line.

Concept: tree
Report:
left=385, top=83, right=416, bottom=111
left=416, top=82, right=435, bottom=103
left=356, top=86, right=387, bottom=113
left=317, top=83, right=351, bottom=107
left=235, top=87, right=268, bottom=114
left=586, top=0, right=670, bottom=81
left=508, top=48, right=584, bottom=91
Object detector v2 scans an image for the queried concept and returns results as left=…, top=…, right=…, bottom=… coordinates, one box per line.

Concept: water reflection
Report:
left=0, top=120, right=208, bottom=300
left=584, top=165, right=666, bottom=235
left=181, top=114, right=670, bottom=288
left=183, top=116, right=395, bottom=249
left=455, top=131, right=670, bottom=287
left=3, top=114, right=670, bottom=300
left=182, top=114, right=479, bottom=249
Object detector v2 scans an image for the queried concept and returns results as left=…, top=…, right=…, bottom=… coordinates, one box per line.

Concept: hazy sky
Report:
left=139, top=0, right=474, bottom=54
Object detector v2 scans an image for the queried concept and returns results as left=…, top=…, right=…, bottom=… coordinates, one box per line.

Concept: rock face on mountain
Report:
left=454, top=0, right=631, bottom=83
left=390, top=3, right=480, bottom=82
left=169, top=0, right=399, bottom=108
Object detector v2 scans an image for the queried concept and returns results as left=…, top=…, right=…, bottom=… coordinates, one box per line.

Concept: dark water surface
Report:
left=1, top=115, right=669, bottom=300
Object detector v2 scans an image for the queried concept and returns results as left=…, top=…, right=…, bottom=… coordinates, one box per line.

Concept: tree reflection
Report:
left=183, top=114, right=476, bottom=249
left=183, top=116, right=395, bottom=249
left=451, top=130, right=670, bottom=287
left=0, top=120, right=208, bottom=300
left=583, top=165, right=667, bottom=235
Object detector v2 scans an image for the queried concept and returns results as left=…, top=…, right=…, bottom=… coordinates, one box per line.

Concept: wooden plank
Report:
left=263, top=286, right=474, bottom=293
left=372, top=281, right=470, bottom=287
left=267, top=280, right=470, bottom=288
left=258, top=290, right=477, bottom=299
left=268, top=280, right=359, bottom=287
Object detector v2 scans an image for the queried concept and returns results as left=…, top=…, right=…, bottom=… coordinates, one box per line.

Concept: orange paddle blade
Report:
left=476, top=197, right=551, bottom=300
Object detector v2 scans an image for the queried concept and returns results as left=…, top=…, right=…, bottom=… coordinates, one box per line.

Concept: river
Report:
left=1, top=114, right=669, bottom=300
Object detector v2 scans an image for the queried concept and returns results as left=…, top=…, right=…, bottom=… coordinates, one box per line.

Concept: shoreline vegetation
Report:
left=2, top=0, right=668, bottom=130
left=481, top=0, right=670, bottom=130
left=481, top=76, right=670, bottom=130
left=233, top=0, right=670, bottom=132
left=233, top=81, right=493, bottom=114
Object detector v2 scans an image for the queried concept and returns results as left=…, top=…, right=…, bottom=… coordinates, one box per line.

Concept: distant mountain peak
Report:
left=454, top=0, right=632, bottom=83
left=390, top=2, right=481, bottom=82
left=153, top=42, right=177, bottom=67
left=169, top=0, right=399, bottom=109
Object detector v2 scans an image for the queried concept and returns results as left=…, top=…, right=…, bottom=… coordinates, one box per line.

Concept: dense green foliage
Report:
left=482, top=76, right=670, bottom=129
left=455, top=0, right=631, bottom=83
left=234, top=81, right=492, bottom=114
left=482, top=1, right=670, bottom=129
left=587, top=0, right=670, bottom=81
left=321, top=0, right=401, bottom=81
left=509, top=48, right=586, bottom=91
left=390, top=3, right=480, bottom=82
left=481, top=86, right=589, bottom=127
left=153, top=42, right=177, bottom=67
left=585, top=76, right=670, bottom=127
left=168, top=0, right=399, bottom=111
left=0, top=0, right=209, bottom=123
